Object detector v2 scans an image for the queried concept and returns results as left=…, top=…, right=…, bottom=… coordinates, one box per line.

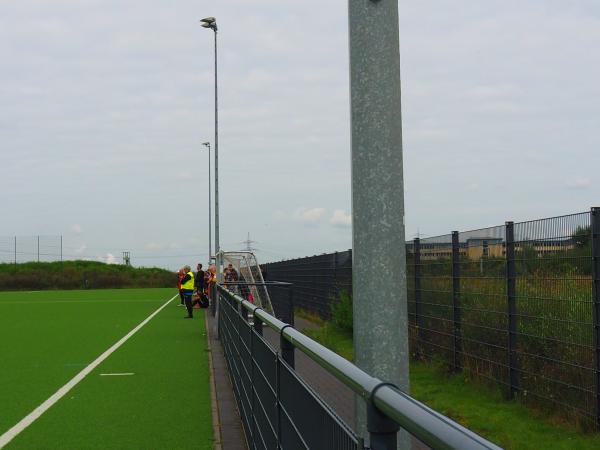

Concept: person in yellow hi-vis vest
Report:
left=180, top=265, right=195, bottom=318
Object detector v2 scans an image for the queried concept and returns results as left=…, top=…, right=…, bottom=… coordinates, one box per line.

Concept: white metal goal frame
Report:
left=219, top=250, right=274, bottom=314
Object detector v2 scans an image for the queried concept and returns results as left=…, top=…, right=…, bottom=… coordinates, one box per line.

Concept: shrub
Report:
left=331, top=290, right=353, bottom=334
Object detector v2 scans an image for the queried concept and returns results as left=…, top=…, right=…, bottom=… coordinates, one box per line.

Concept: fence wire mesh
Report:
left=219, top=290, right=363, bottom=449
left=512, top=212, right=594, bottom=425
left=0, top=235, right=62, bottom=264
left=262, top=250, right=352, bottom=319
left=265, top=209, right=600, bottom=429
left=457, top=226, right=509, bottom=390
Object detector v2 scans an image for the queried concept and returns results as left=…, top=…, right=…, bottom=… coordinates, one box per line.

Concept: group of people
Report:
left=178, top=261, right=262, bottom=317
left=177, top=263, right=216, bottom=319
left=223, top=263, right=239, bottom=286
left=223, top=262, right=256, bottom=304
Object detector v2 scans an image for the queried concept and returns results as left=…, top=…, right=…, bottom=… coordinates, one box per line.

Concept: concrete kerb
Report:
left=205, top=312, right=248, bottom=450
left=205, top=313, right=223, bottom=450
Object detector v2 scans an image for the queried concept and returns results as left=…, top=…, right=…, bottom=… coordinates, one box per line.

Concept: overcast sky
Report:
left=1, top=1, right=599, bottom=269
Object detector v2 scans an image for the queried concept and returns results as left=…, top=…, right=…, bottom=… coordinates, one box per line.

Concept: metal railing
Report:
left=217, top=284, right=502, bottom=450
left=222, top=281, right=295, bottom=326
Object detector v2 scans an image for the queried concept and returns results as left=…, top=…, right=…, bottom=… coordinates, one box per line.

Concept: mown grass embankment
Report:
left=0, top=260, right=176, bottom=291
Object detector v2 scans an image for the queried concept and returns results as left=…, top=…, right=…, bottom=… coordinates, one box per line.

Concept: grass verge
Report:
left=303, top=318, right=600, bottom=450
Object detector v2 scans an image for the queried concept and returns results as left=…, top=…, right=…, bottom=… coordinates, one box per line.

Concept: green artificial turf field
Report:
left=0, top=288, right=212, bottom=450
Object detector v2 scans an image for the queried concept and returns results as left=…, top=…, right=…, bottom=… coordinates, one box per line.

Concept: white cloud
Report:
left=330, top=209, right=351, bottom=228
left=473, top=101, right=525, bottom=114
left=273, top=210, right=286, bottom=221
left=565, top=177, right=591, bottom=190
left=103, top=253, right=117, bottom=264
left=145, top=242, right=164, bottom=250
left=71, top=224, right=83, bottom=233
left=74, top=244, right=87, bottom=254
left=292, top=207, right=326, bottom=224
left=411, top=127, right=453, bottom=142
left=466, top=84, right=520, bottom=100
left=144, top=241, right=181, bottom=251
left=177, top=171, right=193, bottom=181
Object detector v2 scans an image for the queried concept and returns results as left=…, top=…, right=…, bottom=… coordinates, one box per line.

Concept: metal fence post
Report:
left=250, top=319, right=256, bottom=448
left=281, top=328, right=295, bottom=369
left=275, top=356, right=282, bottom=449
left=210, top=284, right=216, bottom=317
left=505, top=221, right=519, bottom=399
left=452, top=231, right=462, bottom=371
left=253, top=315, right=263, bottom=336
left=414, top=238, right=422, bottom=352
left=218, top=283, right=221, bottom=340
left=367, top=395, right=399, bottom=450
left=288, top=285, right=295, bottom=327
left=333, top=251, right=339, bottom=296
left=591, top=207, right=600, bottom=427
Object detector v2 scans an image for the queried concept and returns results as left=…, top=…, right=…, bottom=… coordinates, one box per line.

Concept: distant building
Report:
left=415, top=238, right=574, bottom=260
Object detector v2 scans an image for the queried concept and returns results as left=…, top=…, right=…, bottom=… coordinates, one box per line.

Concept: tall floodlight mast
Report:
left=202, top=141, right=212, bottom=265
left=200, top=16, right=220, bottom=280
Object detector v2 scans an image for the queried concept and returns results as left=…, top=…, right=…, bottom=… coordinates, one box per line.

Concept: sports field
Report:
left=0, top=288, right=213, bottom=450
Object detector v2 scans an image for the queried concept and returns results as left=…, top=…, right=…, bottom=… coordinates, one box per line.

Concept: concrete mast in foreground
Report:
left=349, top=0, right=409, bottom=447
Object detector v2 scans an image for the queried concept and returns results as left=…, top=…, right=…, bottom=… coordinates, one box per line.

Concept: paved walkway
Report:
left=262, top=316, right=357, bottom=427
left=208, top=310, right=429, bottom=450
left=206, top=312, right=355, bottom=449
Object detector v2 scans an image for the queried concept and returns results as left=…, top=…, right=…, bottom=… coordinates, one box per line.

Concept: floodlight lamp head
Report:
left=202, top=142, right=210, bottom=147
left=200, top=17, right=217, bottom=31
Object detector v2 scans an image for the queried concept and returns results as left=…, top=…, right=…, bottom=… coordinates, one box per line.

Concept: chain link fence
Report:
left=0, top=236, right=63, bottom=264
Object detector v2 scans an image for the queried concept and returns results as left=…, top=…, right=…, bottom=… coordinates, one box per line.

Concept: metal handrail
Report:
left=217, top=284, right=503, bottom=450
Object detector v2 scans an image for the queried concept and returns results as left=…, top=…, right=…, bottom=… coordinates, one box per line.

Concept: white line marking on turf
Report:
left=0, top=293, right=179, bottom=449
left=100, top=373, right=135, bottom=376
left=0, top=300, right=163, bottom=305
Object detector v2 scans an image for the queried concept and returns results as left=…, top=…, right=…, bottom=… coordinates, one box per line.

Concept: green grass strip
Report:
left=303, top=320, right=600, bottom=450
